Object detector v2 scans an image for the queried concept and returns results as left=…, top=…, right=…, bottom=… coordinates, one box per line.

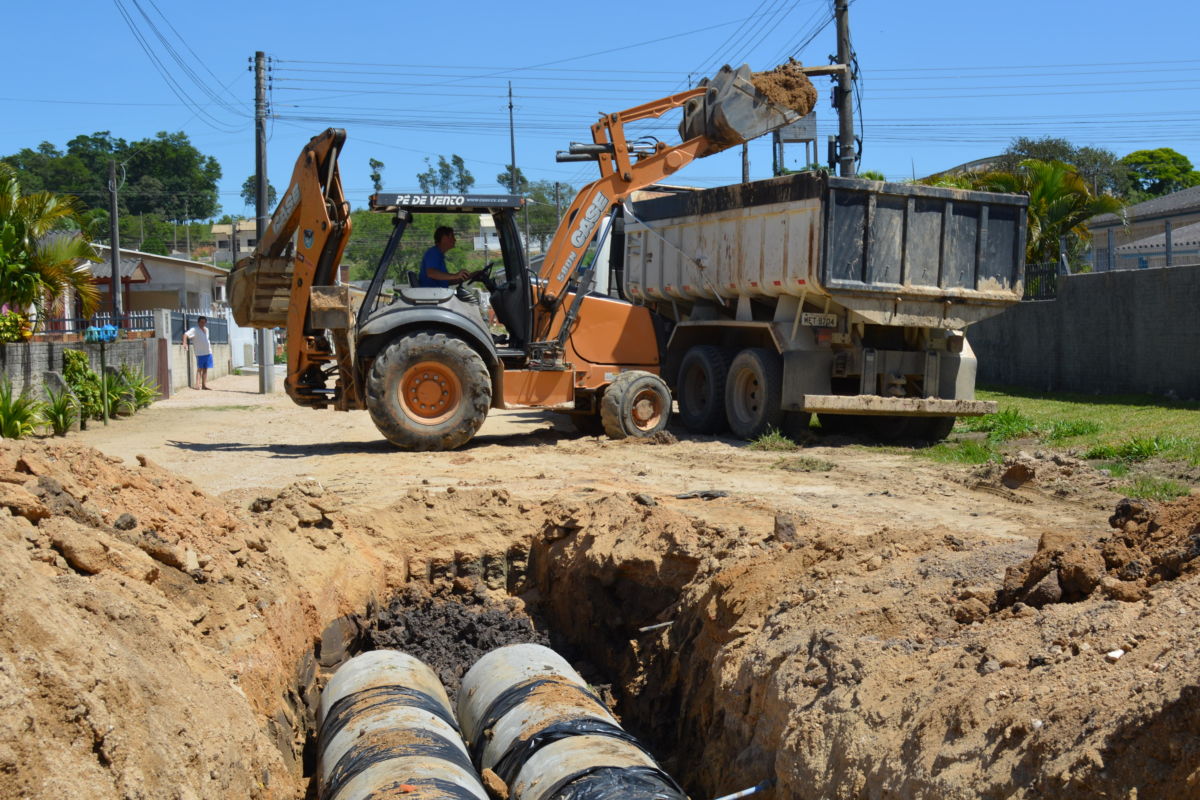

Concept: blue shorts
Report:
left=196, top=354, right=214, bottom=370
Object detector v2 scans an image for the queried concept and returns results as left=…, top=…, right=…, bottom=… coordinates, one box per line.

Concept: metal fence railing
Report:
left=170, top=309, right=229, bottom=344
left=33, top=310, right=156, bottom=339
left=1023, top=261, right=1059, bottom=300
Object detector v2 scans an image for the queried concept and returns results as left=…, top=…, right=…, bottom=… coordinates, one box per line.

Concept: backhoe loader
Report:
left=230, top=64, right=809, bottom=450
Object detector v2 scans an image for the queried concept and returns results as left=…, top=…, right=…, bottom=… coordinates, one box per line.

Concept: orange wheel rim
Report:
left=399, top=361, right=462, bottom=425
left=630, top=388, right=664, bottom=431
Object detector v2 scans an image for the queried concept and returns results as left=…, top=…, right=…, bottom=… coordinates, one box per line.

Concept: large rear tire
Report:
left=725, top=348, right=784, bottom=440
left=920, top=416, right=957, bottom=442
left=366, top=332, right=491, bottom=451
left=676, top=345, right=731, bottom=434
left=601, top=371, right=671, bottom=440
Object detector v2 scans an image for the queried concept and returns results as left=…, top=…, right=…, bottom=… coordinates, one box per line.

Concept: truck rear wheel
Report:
left=601, top=371, right=671, bottom=440
left=920, top=416, right=957, bottom=442
left=725, top=348, right=783, bottom=440
left=676, top=345, right=731, bottom=433
left=366, top=332, right=491, bottom=451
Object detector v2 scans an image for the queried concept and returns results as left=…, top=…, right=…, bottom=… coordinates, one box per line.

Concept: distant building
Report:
left=90, top=245, right=228, bottom=311
left=210, top=219, right=258, bottom=264
left=1088, top=186, right=1200, bottom=270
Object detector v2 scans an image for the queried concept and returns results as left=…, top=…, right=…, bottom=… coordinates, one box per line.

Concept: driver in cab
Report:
left=418, top=226, right=474, bottom=287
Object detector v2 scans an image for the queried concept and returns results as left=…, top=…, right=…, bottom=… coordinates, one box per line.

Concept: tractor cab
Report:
left=360, top=193, right=531, bottom=350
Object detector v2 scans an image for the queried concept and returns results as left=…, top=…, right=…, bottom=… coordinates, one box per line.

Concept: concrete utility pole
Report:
left=742, top=143, right=750, bottom=183
left=107, top=160, right=123, bottom=320
left=834, top=0, right=857, bottom=177
left=254, top=50, right=275, bottom=394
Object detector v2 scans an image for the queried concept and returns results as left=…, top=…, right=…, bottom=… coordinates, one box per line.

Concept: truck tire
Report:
left=600, top=371, right=671, bottom=440
left=920, top=416, right=957, bottom=442
left=725, top=348, right=783, bottom=440
left=676, top=345, right=730, bottom=433
left=366, top=332, right=491, bottom=451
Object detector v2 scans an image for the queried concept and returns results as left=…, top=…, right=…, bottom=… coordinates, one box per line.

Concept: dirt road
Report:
left=77, top=373, right=1108, bottom=541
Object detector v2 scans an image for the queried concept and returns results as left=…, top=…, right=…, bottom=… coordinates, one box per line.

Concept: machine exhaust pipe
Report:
left=317, top=650, right=487, bottom=800
left=458, top=643, right=686, bottom=800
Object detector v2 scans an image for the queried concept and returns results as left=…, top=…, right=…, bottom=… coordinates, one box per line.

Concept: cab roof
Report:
left=369, top=192, right=524, bottom=213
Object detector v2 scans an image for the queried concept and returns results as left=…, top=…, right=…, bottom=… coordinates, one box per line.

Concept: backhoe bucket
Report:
left=230, top=253, right=293, bottom=328
left=679, top=64, right=809, bottom=152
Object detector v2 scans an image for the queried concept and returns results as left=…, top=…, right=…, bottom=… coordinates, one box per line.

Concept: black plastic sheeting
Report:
left=321, top=728, right=475, bottom=800
left=319, top=684, right=460, bottom=749
left=542, top=765, right=688, bottom=800
left=492, top=718, right=643, bottom=787
left=468, top=677, right=609, bottom=765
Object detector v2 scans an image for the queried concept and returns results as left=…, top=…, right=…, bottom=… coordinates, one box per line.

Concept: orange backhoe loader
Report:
left=230, top=65, right=806, bottom=450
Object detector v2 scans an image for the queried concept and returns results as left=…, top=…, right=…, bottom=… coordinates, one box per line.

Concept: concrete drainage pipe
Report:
left=317, top=650, right=487, bottom=800
left=459, top=643, right=686, bottom=800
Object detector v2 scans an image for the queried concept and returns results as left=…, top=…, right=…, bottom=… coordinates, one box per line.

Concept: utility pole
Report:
left=834, top=0, right=857, bottom=177
left=107, top=160, right=123, bottom=321
left=554, top=183, right=561, bottom=221
left=742, top=143, right=750, bottom=183
left=507, top=81, right=530, bottom=262
left=254, top=50, right=274, bottom=393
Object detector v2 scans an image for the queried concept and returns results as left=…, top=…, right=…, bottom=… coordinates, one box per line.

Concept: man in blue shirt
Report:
left=418, top=226, right=473, bottom=287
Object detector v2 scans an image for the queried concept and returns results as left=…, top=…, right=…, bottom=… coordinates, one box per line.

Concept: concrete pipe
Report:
left=459, top=643, right=687, bottom=800
left=317, top=650, right=487, bottom=800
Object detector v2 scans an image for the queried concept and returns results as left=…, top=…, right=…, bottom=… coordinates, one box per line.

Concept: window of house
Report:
left=217, top=240, right=229, bottom=248
left=247, top=239, right=257, bottom=247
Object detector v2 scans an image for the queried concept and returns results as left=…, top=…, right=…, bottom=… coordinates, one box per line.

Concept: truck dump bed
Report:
left=623, top=173, right=1027, bottom=329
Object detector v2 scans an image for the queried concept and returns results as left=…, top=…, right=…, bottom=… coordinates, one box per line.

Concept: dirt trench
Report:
left=1, top=438, right=1199, bottom=799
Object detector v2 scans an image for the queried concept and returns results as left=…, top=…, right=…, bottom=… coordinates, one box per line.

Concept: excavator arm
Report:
left=229, top=128, right=358, bottom=409
left=532, top=64, right=808, bottom=348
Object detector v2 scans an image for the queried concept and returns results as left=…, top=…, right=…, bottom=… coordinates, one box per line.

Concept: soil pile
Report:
left=998, top=494, right=1200, bottom=609
left=752, top=60, right=818, bottom=116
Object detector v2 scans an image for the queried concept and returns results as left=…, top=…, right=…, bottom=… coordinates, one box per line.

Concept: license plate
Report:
left=801, top=312, right=838, bottom=328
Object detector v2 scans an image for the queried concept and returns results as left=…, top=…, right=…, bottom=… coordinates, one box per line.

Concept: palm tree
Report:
left=0, top=164, right=100, bottom=323
left=970, top=159, right=1123, bottom=267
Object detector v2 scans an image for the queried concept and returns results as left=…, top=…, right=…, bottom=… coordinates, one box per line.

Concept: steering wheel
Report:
left=474, top=261, right=502, bottom=292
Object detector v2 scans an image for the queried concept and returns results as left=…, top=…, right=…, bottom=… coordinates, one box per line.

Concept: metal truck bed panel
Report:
left=623, top=173, right=1027, bottom=321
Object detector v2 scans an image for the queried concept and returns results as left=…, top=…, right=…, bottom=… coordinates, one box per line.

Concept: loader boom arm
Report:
left=228, top=128, right=356, bottom=409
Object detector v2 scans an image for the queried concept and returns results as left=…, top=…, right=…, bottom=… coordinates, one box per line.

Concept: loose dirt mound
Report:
left=995, top=494, right=1200, bottom=610
left=752, top=59, right=818, bottom=116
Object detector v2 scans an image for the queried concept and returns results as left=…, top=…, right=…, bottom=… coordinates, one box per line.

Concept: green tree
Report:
left=1, top=130, right=221, bottom=222
left=1120, top=148, right=1200, bottom=199
left=526, top=180, right=573, bottom=252
left=973, top=159, right=1123, bottom=267
left=369, top=159, right=385, bottom=193
left=996, top=137, right=1127, bottom=197
left=496, top=164, right=529, bottom=194
left=417, top=155, right=474, bottom=193
left=0, top=164, right=100, bottom=322
left=240, top=175, right=277, bottom=208
left=857, top=169, right=887, bottom=181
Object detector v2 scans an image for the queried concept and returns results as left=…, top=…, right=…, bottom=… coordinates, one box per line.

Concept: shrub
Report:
left=0, top=376, right=43, bottom=438
left=119, top=365, right=160, bottom=409
left=101, top=371, right=136, bottom=417
left=42, top=384, right=77, bottom=436
left=63, top=349, right=103, bottom=421
left=0, top=310, right=31, bottom=343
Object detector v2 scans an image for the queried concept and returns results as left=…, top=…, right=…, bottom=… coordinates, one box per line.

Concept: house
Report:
left=90, top=245, right=229, bottom=311
left=1088, top=185, right=1200, bottom=270
left=210, top=219, right=258, bottom=264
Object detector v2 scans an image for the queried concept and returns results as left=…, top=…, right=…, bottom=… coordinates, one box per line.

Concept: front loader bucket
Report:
left=230, top=253, right=293, bottom=328
left=680, top=63, right=814, bottom=152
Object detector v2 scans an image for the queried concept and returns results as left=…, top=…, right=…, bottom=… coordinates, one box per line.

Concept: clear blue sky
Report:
left=4, top=0, right=1198, bottom=217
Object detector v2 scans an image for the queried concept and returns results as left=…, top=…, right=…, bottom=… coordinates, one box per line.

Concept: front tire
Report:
left=601, top=371, right=671, bottom=440
left=725, top=348, right=783, bottom=440
left=366, top=332, right=491, bottom=451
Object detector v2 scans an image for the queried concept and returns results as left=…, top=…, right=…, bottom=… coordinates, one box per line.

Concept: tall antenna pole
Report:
left=507, top=82, right=517, bottom=194
left=835, top=0, right=857, bottom=177
left=254, top=51, right=274, bottom=393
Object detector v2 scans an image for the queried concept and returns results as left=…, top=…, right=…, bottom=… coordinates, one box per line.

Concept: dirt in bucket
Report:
left=752, top=59, right=818, bottom=116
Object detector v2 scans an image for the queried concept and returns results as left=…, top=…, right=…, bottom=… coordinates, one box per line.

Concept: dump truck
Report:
left=615, top=173, right=1028, bottom=441
left=230, top=64, right=816, bottom=450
